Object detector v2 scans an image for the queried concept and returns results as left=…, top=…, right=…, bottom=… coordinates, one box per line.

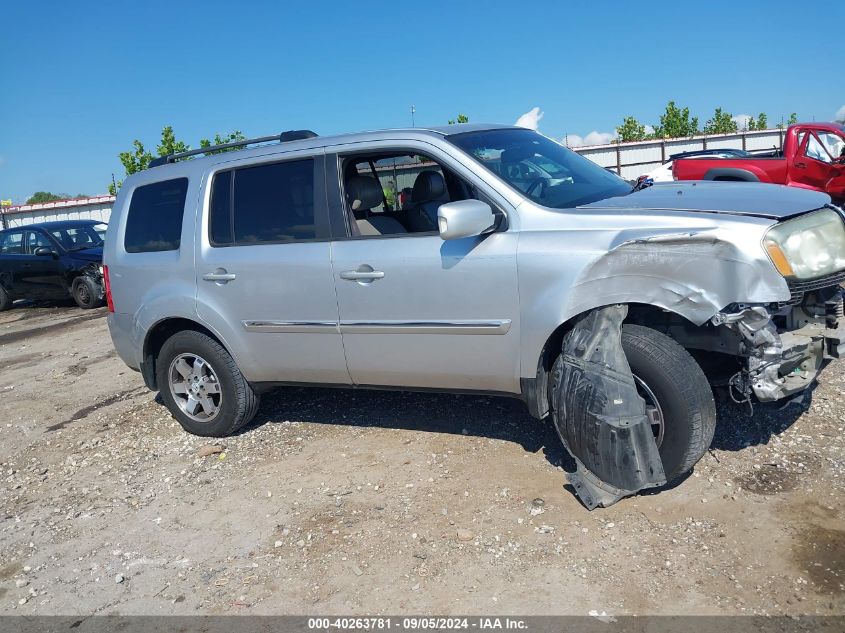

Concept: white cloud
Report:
left=563, top=130, right=617, bottom=147
left=514, top=107, right=544, bottom=130
left=644, top=124, right=655, bottom=135
left=836, top=105, right=845, bottom=123
left=732, top=114, right=753, bottom=130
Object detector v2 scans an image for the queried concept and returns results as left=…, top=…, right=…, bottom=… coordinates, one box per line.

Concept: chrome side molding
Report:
left=341, top=319, right=511, bottom=335
left=242, top=321, right=339, bottom=334
left=242, top=319, right=512, bottom=335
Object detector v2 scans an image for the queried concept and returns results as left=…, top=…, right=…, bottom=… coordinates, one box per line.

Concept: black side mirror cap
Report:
left=34, top=247, right=55, bottom=257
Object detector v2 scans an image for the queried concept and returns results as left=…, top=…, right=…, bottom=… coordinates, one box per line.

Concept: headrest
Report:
left=346, top=176, right=384, bottom=211
left=412, top=170, right=446, bottom=203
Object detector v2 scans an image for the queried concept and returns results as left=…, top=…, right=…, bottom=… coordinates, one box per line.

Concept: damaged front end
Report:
left=713, top=282, right=845, bottom=406
left=552, top=305, right=666, bottom=510
left=79, top=262, right=106, bottom=300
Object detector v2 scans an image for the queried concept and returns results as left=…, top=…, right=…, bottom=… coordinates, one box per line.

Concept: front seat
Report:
left=406, top=170, right=448, bottom=232
left=346, top=175, right=407, bottom=236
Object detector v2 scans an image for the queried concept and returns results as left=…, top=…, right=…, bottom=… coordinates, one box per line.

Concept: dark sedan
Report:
left=0, top=219, right=107, bottom=310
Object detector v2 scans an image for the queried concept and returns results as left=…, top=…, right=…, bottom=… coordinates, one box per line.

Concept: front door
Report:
left=327, top=146, right=521, bottom=393
left=23, top=230, right=65, bottom=298
left=793, top=131, right=837, bottom=192
left=195, top=152, right=350, bottom=385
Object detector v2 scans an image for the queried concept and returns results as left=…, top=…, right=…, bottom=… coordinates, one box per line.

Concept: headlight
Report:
left=763, top=209, right=845, bottom=279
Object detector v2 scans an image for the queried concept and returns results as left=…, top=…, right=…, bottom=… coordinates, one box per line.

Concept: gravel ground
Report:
left=0, top=303, right=843, bottom=616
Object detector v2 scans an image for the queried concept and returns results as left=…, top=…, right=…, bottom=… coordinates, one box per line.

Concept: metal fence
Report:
left=571, top=128, right=786, bottom=181
left=1, top=196, right=115, bottom=229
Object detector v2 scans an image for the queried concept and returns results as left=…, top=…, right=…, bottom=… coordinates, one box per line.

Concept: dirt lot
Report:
left=0, top=303, right=843, bottom=616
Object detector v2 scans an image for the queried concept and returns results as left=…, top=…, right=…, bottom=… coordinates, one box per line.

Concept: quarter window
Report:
left=124, top=178, right=189, bottom=253
left=210, top=170, right=233, bottom=245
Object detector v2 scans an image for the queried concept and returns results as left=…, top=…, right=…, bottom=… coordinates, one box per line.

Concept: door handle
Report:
left=203, top=269, right=237, bottom=283
left=340, top=270, right=385, bottom=281
left=794, top=162, right=807, bottom=169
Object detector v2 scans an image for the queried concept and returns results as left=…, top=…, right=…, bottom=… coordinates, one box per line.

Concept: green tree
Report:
left=653, top=101, right=699, bottom=138
left=787, top=112, right=798, bottom=125
left=615, top=116, right=648, bottom=142
left=110, top=127, right=245, bottom=194
left=200, top=131, right=247, bottom=154
left=703, top=107, right=738, bottom=134
left=448, top=114, right=469, bottom=125
left=747, top=113, right=768, bottom=131
left=156, top=125, right=189, bottom=156
left=26, top=191, right=69, bottom=204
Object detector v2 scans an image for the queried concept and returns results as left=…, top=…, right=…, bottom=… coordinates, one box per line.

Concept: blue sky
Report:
left=0, top=0, right=842, bottom=203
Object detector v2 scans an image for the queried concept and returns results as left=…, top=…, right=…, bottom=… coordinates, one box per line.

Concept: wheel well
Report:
left=142, top=318, right=223, bottom=391
left=524, top=303, right=735, bottom=419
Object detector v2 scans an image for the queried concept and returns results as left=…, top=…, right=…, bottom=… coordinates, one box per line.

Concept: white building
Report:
left=0, top=195, right=115, bottom=229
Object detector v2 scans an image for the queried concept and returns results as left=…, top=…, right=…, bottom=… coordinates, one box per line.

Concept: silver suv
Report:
left=105, top=124, right=845, bottom=507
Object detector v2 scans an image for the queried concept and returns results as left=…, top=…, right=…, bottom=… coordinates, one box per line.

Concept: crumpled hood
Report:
left=67, top=247, right=103, bottom=262
left=579, top=181, right=832, bottom=220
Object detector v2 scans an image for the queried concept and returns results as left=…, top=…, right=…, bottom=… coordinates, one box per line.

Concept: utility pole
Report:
left=410, top=105, right=416, bottom=128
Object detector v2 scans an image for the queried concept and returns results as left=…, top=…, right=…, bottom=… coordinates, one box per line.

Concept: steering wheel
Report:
left=524, top=178, right=547, bottom=197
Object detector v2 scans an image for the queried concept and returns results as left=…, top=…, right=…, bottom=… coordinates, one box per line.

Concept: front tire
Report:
left=72, top=276, right=101, bottom=309
left=156, top=330, right=260, bottom=437
left=620, top=324, right=716, bottom=481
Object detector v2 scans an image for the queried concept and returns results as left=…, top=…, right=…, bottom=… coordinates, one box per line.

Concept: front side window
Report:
left=26, top=231, right=53, bottom=253
left=0, top=231, right=24, bottom=254
left=805, top=134, right=832, bottom=164
left=210, top=159, right=316, bottom=246
left=340, top=152, right=483, bottom=237
left=817, top=132, right=845, bottom=162
left=124, top=178, right=189, bottom=253
left=448, top=128, right=631, bottom=209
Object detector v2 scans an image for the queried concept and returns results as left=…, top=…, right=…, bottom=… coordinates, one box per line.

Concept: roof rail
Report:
left=148, top=130, right=318, bottom=168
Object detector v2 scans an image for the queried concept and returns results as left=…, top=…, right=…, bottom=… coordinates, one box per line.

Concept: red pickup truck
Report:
left=672, top=123, right=845, bottom=202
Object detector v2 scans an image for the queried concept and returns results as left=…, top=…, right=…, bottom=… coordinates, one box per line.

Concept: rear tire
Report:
left=72, top=276, right=101, bottom=309
left=620, top=324, right=717, bottom=481
left=0, top=285, right=11, bottom=311
left=156, top=330, right=260, bottom=437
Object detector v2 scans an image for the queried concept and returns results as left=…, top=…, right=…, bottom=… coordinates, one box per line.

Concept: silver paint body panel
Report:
left=104, top=124, right=829, bottom=396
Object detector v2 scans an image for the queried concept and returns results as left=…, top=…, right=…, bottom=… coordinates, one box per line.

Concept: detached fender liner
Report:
left=551, top=305, right=666, bottom=509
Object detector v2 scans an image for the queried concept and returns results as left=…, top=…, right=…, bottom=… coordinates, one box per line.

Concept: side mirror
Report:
left=437, top=200, right=497, bottom=241
left=34, top=247, right=55, bottom=257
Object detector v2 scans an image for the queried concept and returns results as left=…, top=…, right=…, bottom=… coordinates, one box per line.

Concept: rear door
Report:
left=195, top=151, right=350, bottom=385
left=0, top=230, right=26, bottom=296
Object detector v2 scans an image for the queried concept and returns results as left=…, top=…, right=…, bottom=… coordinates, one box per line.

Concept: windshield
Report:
left=447, top=128, right=632, bottom=208
left=49, top=223, right=107, bottom=250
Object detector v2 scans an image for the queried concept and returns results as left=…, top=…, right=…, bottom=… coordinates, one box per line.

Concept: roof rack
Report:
left=148, top=130, right=318, bottom=168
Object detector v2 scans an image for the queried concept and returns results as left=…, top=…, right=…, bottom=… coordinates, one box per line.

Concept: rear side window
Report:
left=124, top=178, right=189, bottom=253
left=0, top=231, right=23, bottom=254
left=209, top=159, right=315, bottom=246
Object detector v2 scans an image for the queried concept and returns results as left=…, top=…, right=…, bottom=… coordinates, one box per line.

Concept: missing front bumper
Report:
left=716, top=305, right=844, bottom=403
